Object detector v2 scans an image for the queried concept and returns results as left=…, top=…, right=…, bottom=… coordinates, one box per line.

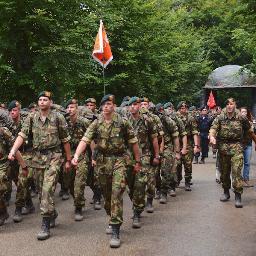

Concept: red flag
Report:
left=207, top=91, right=216, bottom=109
left=92, top=20, right=113, bottom=68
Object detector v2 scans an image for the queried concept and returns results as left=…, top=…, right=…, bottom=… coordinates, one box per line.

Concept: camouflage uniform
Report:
left=14, top=116, right=34, bottom=210
left=81, top=112, right=138, bottom=225
left=209, top=109, right=252, bottom=194
left=67, top=116, right=91, bottom=208
left=159, top=114, right=179, bottom=194
left=176, top=112, right=199, bottom=184
left=127, top=110, right=158, bottom=213
left=0, top=127, right=14, bottom=215
left=140, top=108, right=164, bottom=199
left=166, top=111, right=187, bottom=188
left=19, top=110, right=70, bottom=217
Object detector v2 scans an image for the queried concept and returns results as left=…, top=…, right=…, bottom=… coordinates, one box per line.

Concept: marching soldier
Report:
left=8, top=91, right=72, bottom=240
left=72, top=94, right=141, bottom=248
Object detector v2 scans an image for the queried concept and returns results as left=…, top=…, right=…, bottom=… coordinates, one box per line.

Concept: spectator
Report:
left=240, top=107, right=254, bottom=187
left=198, top=106, right=212, bottom=164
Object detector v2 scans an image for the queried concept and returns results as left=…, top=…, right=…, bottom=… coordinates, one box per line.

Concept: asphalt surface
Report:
left=1, top=151, right=256, bottom=256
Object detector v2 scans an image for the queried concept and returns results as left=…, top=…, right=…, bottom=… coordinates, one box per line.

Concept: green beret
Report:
left=122, top=96, right=130, bottom=103
left=127, top=96, right=141, bottom=106
left=189, top=106, right=196, bottom=111
left=177, top=101, right=187, bottom=110
left=140, top=97, right=149, bottom=103
left=84, top=98, right=97, bottom=105
left=38, top=91, right=52, bottom=100
left=100, top=94, right=115, bottom=106
left=28, top=102, right=37, bottom=109
left=65, top=99, right=78, bottom=108
left=163, top=102, right=173, bottom=109
left=8, top=100, right=21, bottom=111
left=155, top=103, right=163, bottom=111
left=120, top=101, right=128, bottom=107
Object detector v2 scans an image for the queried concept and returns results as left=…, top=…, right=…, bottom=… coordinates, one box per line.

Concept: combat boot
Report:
left=199, top=158, right=205, bottom=164
left=169, top=189, right=176, bottom=197
left=0, top=206, right=9, bottom=226
left=62, top=189, right=70, bottom=200
left=22, top=200, right=35, bottom=215
left=13, top=207, right=23, bottom=223
left=74, top=207, right=84, bottom=221
left=93, top=189, right=102, bottom=210
left=159, top=193, right=167, bottom=204
left=234, top=192, right=243, bottom=208
left=220, top=189, right=230, bottom=202
left=146, top=198, right=154, bottom=213
left=106, top=225, right=112, bottom=235
left=185, top=182, right=192, bottom=191
left=154, top=190, right=160, bottom=200
left=50, top=210, right=58, bottom=228
left=193, top=157, right=198, bottom=164
left=132, top=210, right=141, bottom=229
left=37, top=217, right=50, bottom=240
left=110, top=224, right=121, bottom=248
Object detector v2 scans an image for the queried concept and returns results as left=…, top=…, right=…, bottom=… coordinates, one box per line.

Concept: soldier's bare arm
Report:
left=8, top=135, right=24, bottom=160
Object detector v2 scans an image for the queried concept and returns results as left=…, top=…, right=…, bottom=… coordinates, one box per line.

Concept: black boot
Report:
left=110, top=224, right=121, bottom=248
left=199, top=157, right=205, bottom=164
left=13, top=207, right=23, bottom=223
left=0, top=205, right=9, bottom=226
left=235, top=192, right=243, bottom=208
left=193, top=156, right=198, bottom=164
left=22, top=199, right=35, bottom=215
left=160, top=193, right=167, bottom=204
left=37, top=217, right=50, bottom=240
left=93, top=188, right=102, bottom=210
left=50, top=210, right=58, bottom=228
left=74, top=207, right=83, bottom=221
left=185, top=182, right=192, bottom=191
left=220, top=189, right=230, bottom=202
left=132, top=210, right=141, bottom=229
left=62, top=189, right=70, bottom=200
left=146, top=198, right=154, bottom=213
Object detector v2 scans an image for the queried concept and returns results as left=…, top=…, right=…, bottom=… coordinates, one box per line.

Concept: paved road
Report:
left=1, top=152, right=256, bottom=256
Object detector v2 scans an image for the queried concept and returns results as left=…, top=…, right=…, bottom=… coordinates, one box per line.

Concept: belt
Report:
left=36, top=146, right=62, bottom=155
left=99, top=151, right=125, bottom=157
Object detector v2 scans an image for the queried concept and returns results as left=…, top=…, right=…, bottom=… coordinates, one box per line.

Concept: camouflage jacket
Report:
left=159, top=114, right=179, bottom=149
left=0, top=127, right=14, bottom=161
left=165, top=110, right=187, bottom=138
left=176, top=112, right=199, bottom=141
left=209, top=108, right=252, bottom=154
left=67, top=116, right=91, bottom=151
left=128, top=111, right=158, bottom=156
left=19, top=110, right=70, bottom=151
left=82, top=112, right=138, bottom=155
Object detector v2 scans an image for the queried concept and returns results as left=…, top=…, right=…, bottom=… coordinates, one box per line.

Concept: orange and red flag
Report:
left=92, top=20, right=113, bottom=68
left=207, top=91, right=216, bottom=109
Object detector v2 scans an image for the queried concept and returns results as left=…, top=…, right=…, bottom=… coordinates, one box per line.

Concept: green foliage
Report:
left=0, top=0, right=255, bottom=107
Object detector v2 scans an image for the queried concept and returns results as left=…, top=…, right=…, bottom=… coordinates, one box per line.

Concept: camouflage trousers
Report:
left=96, top=155, right=126, bottom=225
left=5, top=160, right=19, bottom=201
left=219, top=151, right=243, bottom=194
left=126, top=156, right=151, bottom=213
left=161, top=147, right=176, bottom=194
left=34, top=152, right=63, bottom=217
left=74, top=159, right=89, bottom=208
left=15, top=153, right=33, bottom=208
left=177, top=145, right=193, bottom=183
left=0, top=162, right=9, bottom=210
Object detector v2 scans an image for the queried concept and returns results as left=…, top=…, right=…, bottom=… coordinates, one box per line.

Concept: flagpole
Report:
left=103, top=65, right=106, bottom=96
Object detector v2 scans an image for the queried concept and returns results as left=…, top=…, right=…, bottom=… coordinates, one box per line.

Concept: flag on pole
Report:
left=92, top=20, right=113, bottom=68
left=207, top=91, right=216, bottom=109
